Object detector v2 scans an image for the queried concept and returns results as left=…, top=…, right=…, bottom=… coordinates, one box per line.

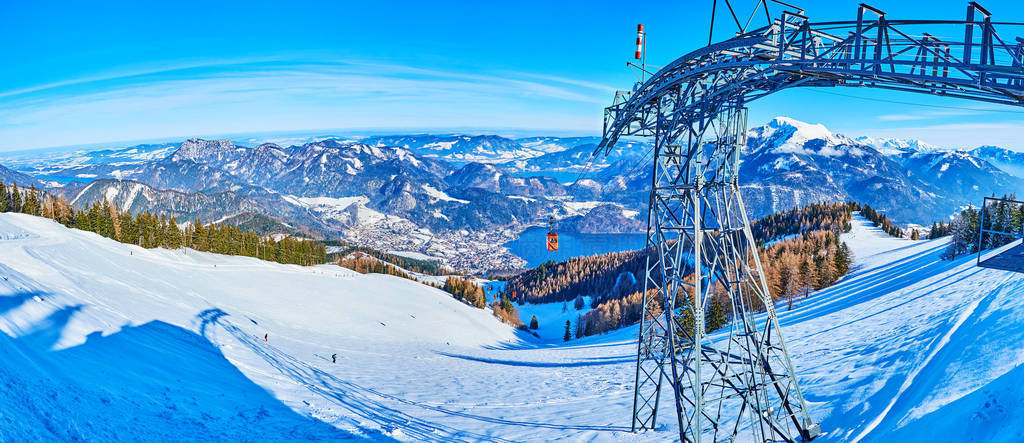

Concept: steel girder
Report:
left=607, top=3, right=1024, bottom=443
left=600, top=3, right=1024, bottom=156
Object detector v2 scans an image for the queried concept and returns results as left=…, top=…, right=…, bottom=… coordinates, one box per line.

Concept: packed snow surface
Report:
left=1, top=213, right=1024, bottom=441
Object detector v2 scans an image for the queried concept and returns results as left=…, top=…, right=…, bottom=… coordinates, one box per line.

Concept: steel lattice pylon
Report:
left=599, top=2, right=1024, bottom=442
left=632, top=101, right=818, bottom=442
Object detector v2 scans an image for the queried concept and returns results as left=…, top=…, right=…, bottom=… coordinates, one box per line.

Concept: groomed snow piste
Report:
left=1, top=212, right=1023, bottom=441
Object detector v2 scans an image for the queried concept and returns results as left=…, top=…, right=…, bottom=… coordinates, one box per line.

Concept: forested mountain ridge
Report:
left=509, top=202, right=883, bottom=339
left=0, top=181, right=326, bottom=266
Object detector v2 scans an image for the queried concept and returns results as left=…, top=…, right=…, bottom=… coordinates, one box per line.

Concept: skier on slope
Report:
left=332, top=353, right=337, bottom=363
left=264, top=333, right=268, bottom=342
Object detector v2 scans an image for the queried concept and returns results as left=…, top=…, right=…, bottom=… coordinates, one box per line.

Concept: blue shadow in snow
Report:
left=779, top=243, right=960, bottom=329
left=482, top=337, right=634, bottom=351
left=0, top=303, right=359, bottom=441
left=796, top=267, right=984, bottom=341
left=198, top=309, right=633, bottom=438
left=0, top=290, right=46, bottom=316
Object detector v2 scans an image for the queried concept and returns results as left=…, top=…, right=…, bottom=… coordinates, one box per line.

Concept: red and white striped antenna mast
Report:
left=635, top=24, right=645, bottom=61
left=628, top=24, right=651, bottom=82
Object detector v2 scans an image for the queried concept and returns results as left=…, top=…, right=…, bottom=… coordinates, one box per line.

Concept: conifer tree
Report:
left=812, top=252, right=828, bottom=289
left=108, top=201, right=122, bottom=241
left=705, top=297, right=726, bottom=332
left=11, top=183, right=21, bottom=213
left=944, top=206, right=979, bottom=259
left=799, top=258, right=815, bottom=291
left=24, top=186, right=41, bottom=216
left=529, top=315, right=539, bottom=330
left=563, top=320, right=572, bottom=341
left=573, top=294, right=585, bottom=310
left=676, top=303, right=696, bottom=343
left=835, top=242, right=852, bottom=276
left=0, top=181, right=7, bottom=212
left=928, top=221, right=951, bottom=239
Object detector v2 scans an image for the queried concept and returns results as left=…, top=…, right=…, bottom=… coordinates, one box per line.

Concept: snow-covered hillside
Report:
left=2, top=212, right=1024, bottom=441
left=0, top=213, right=516, bottom=440
left=778, top=215, right=1024, bottom=442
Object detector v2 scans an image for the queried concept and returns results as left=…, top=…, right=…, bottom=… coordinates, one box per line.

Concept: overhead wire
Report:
left=608, top=143, right=656, bottom=182
left=565, top=149, right=600, bottom=196
left=562, top=140, right=654, bottom=210
left=808, top=88, right=1024, bottom=113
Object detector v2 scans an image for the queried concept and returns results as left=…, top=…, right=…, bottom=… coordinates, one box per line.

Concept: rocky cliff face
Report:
left=169, top=138, right=245, bottom=164
left=736, top=117, right=953, bottom=222
left=969, top=145, right=1024, bottom=179
left=592, top=117, right=999, bottom=223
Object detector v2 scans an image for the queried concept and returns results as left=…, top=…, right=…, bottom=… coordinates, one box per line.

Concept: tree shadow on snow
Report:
left=778, top=244, right=961, bottom=328
left=794, top=267, right=984, bottom=342
left=481, top=332, right=636, bottom=351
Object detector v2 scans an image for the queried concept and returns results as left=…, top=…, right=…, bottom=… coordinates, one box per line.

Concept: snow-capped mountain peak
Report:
left=170, top=138, right=242, bottom=163
left=747, top=117, right=851, bottom=157
left=854, top=136, right=939, bottom=156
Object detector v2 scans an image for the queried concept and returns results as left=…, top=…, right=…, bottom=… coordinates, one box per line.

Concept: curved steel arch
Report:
left=598, top=3, right=1024, bottom=443
left=601, top=4, right=1024, bottom=155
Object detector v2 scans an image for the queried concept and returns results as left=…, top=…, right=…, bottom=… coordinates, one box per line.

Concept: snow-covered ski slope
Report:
left=1, top=212, right=1023, bottom=441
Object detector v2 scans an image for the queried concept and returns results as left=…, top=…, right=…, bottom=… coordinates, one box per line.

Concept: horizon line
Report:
left=0, top=125, right=605, bottom=156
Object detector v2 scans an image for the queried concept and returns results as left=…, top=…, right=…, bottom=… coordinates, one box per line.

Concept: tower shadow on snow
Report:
left=0, top=290, right=48, bottom=316
left=0, top=302, right=359, bottom=441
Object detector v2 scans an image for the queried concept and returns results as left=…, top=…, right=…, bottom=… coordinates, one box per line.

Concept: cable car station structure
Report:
left=595, top=1, right=1024, bottom=441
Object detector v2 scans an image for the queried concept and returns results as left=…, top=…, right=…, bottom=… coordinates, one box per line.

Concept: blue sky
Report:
left=1, top=0, right=1023, bottom=152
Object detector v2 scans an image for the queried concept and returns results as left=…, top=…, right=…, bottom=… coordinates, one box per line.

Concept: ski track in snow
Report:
left=851, top=280, right=992, bottom=442
left=1, top=212, right=1024, bottom=441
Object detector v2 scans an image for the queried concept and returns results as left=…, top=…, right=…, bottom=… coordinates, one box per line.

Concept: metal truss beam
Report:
left=606, top=3, right=1024, bottom=442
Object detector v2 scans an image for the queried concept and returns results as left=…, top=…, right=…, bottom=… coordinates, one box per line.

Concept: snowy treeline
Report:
left=859, top=204, right=904, bottom=238
left=0, top=180, right=327, bottom=265
left=943, top=194, right=1024, bottom=259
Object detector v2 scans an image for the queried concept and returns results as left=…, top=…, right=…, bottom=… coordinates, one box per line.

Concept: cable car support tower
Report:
left=596, top=2, right=1024, bottom=441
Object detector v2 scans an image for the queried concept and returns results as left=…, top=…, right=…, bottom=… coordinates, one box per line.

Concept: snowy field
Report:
left=1, top=212, right=1023, bottom=441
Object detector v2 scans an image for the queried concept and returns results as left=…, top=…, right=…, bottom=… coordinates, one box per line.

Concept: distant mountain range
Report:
left=2, top=117, right=1023, bottom=270
left=0, top=163, right=44, bottom=189
left=734, top=117, right=1024, bottom=223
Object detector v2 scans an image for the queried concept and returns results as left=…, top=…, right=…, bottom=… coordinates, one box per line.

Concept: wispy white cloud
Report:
left=0, top=59, right=609, bottom=150
left=506, top=71, right=617, bottom=93
left=0, top=56, right=293, bottom=100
